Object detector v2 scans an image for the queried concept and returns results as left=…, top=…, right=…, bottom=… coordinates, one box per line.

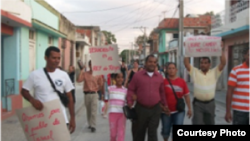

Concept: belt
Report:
left=194, top=98, right=214, bottom=104
left=137, top=102, right=159, bottom=109
left=84, top=91, right=96, bottom=94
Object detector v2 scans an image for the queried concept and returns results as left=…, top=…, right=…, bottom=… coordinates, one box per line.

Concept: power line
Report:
left=62, top=1, right=142, bottom=13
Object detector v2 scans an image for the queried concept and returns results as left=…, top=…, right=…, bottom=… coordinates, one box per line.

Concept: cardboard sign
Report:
left=184, top=36, right=222, bottom=57
left=89, top=44, right=121, bottom=76
left=16, top=99, right=70, bottom=141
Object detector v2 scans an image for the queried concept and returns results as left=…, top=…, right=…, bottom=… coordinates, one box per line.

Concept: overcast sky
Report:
left=45, top=0, right=225, bottom=53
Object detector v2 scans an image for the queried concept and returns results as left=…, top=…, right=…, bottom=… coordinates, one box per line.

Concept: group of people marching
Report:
left=21, top=43, right=249, bottom=141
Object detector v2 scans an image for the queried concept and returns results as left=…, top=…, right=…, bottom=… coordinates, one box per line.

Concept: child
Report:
left=108, top=73, right=127, bottom=141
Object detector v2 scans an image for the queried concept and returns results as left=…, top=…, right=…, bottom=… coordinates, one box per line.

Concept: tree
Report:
left=204, top=11, right=214, bottom=16
left=120, top=49, right=139, bottom=63
left=136, top=35, right=148, bottom=46
left=102, top=30, right=117, bottom=44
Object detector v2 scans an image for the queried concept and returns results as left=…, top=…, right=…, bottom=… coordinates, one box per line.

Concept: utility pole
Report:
left=133, top=26, right=147, bottom=64
left=178, top=0, right=184, bottom=78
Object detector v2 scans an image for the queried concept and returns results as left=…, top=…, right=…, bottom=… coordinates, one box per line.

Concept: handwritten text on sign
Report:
left=90, top=45, right=120, bottom=75
left=16, top=99, right=70, bottom=141
left=184, top=36, right=222, bottom=57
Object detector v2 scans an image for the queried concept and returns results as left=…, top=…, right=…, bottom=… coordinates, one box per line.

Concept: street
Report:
left=2, top=82, right=230, bottom=141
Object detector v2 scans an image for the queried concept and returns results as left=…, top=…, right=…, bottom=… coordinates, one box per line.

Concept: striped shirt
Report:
left=228, top=62, right=249, bottom=112
left=108, top=85, right=127, bottom=113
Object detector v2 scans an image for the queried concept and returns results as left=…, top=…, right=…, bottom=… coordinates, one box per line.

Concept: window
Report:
left=173, top=33, right=178, bottom=39
left=48, top=37, right=53, bottom=45
left=29, top=30, right=35, bottom=40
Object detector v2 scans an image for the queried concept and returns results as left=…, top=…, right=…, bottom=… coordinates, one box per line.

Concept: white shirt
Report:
left=22, top=68, right=74, bottom=123
left=147, top=72, right=154, bottom=77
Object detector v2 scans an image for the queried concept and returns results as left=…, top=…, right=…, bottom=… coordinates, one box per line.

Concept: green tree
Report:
left=120, top=49, right=139, bottom=63
left=204, top=11, right=214, bottom=16
left=102, top=30, right=117, bottom=44
left=136, top=35, right=148, bottom=46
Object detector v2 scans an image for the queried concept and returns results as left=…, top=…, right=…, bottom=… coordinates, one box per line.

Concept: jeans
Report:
left=233, top=110, right=249, bottom=125
left=161, top=111, right=185, bottom=139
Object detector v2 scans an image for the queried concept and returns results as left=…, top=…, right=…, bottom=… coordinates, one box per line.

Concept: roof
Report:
left=157, top=15, right=211, bottom=29
left=75, top=26, right=100, bottom=31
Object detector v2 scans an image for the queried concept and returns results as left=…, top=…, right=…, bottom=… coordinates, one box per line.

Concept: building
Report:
left=211, top=0, right=249, bottom=90
left=58, top=14, right=76, bottom=71
left=1, top=0, right=32, bottom=120
left=74, top=26, right=106, bottom=75
left=147, top=29, right=159, bottom=58
left=155, top=15, right=211, bottom=79
left=1, top=0, right=67, bottom=120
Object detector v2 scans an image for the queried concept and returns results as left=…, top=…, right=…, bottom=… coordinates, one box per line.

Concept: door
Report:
left=29, top=30, right=36, bottom=73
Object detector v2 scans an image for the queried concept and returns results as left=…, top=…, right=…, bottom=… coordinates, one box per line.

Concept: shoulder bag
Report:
left=44, top=68, right=69, bottom=107
left=166, top=76, right=185, bottom=112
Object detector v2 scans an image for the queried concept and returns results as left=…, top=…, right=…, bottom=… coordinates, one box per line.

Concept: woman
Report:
left=161, top=62, right=192, bottom=141
left=68, top=65, right=76, bottom=103
left=120, top=61, right=128, bottom=85
left=124, top=60, right=139, bottom=88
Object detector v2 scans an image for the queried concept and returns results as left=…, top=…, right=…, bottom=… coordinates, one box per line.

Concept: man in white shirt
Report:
left=21, top=46, right=75, bottom=133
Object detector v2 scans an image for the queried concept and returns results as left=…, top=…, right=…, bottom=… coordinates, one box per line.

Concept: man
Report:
left=21, top=46, right=75, bottom=133
left=121, top=60, right=128, bottom=85
left=184, top=41, right=226, bottom=125
left=77, top=60, right=104, bottom=132
left=225, top=47, right=249, bottom=125
left=127, top=55, right=169, bottom=141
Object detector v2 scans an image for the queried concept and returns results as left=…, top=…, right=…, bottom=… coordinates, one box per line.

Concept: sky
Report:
left=45, top=0, right=225, bottom=53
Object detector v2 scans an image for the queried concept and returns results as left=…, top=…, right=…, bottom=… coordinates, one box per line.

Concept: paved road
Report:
left=1, top=83, right=230, bottom=141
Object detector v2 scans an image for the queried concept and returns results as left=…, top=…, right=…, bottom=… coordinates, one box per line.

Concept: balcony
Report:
left=75, top=33, right=90, bottom=46
left=211, top=1, right=249, bottom=36
left=168, top=39, right=178, bottom=52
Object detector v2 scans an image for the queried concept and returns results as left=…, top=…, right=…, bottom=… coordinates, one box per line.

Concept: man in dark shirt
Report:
left=68, top=65, right=75, bottom=103
left=127, top=55, right=170, bottom=141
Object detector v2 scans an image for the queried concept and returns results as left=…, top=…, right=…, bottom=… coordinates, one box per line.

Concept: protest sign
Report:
left=16, top=99, right=70, bottom=141
left=89, top=44, right=121, bottom=76
left=184, top=36, right=222, bottom=57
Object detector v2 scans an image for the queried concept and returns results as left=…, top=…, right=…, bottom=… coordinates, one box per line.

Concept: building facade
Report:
left=211, top=0, right=249, bottom=90
left=1, top=0, right=32, bottom=120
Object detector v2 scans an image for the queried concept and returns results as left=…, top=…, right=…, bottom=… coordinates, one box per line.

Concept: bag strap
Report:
left=43, top=68, right=61, bottom=96
left=166, top=76, right=179, bottom=100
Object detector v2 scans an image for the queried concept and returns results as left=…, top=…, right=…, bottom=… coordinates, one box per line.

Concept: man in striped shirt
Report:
left=225, top=47, right=249, bottom=125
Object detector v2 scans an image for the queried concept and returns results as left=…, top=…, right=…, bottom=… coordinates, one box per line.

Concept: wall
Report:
left=35, top=30, right=58, bottom=69
left=59, top=15, right=75, bottom=41
left=20, top=27, right=30, bottom=80
left=159, top=30, right=166, bottom=53
left=24, top=0, right=58, bottom=30
left=1, top=0, right=32, bottom=23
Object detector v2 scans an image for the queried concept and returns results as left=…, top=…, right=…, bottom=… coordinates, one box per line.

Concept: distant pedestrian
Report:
left=161, top=62, right=192, bottom=141
left=127, top=55, right=169, bottom=141
left=120, top=60, right=128, bottom=85
left=156, top=64, right=165, bottom=79
left=101, top=73, right=112, bottom=118
left=225, top=47, right=249, bottom=125
left=77, top=60, right=104, bottom=132
left=184, top=41, right=226, bottom=125
left=139, top=67, right=144, bottom=71
left=108, top=73, right=127, bottom=141
left=68, top=65, right=76, bottom=103
left=124, top=60, right=139, bottom=88
left=21, top=46, right=75, bottom=133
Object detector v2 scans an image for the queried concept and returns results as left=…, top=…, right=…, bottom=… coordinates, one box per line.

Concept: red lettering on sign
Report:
left=109, top=65, right=120, bottom=71
left=109, top=46, right=114, bottom=51
left=108, top=57, right=113, bottom=61
left=89, top=48, right=110, bottom=53
left=49, top=108, right=60, bottom=119
left=53, top=118, right=60, bottom=125
left=25, top=124, right=29, bottom=133
left=93, top=66, right=102, bottom=71
left=103, top=67, right=108, bottom=71
left=22, top=112, right=44, bottom=122
left=102, top=54, right=108, bottom=58
left=31, top=121, right=48, bottom=134
left=204, top=42, right=216, bottom=47
left=30, top=130, right=54, bottom=141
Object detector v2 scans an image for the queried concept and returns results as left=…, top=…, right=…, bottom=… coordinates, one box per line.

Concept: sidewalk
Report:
left=1, top=83, right=84, bottom=141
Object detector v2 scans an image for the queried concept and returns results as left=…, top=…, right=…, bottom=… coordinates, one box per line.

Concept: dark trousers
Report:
left=134, top=103, right=161, bottom=141
left=192, top=98, right=215, bottom=125
left=233, top=110, right=249, bottom=125
left=131, top=119, right=137, bottom=141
